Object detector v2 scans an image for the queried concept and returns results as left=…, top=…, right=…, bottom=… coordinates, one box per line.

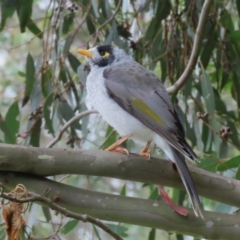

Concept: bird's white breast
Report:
left=86, top=68, right=155, bottom=143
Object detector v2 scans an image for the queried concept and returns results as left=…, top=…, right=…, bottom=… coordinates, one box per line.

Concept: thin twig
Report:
left=167, top=0, right=213, bottom=94
left=98, top=129, right=116, bottom=150
left=46, top=110, right=98, bottom=148
left=0, top=188, right=123, bottom=240
left=91, top=0, right=123, bottom=45
left=200, top=118, right=240, bottom=150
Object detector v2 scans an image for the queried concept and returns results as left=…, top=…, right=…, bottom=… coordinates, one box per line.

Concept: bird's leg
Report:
left=157, top=185, right=188, bottom=216
left=105, top=135, right=131, bottom=154
left=139, top=140, right=152, bottom=160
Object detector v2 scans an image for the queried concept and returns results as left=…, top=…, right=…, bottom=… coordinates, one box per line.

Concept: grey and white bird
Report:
left=76, top=45, right=203, bottom=218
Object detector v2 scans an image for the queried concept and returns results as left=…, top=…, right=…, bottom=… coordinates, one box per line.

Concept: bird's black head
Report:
left=94, top=45, right=115, bottom=67
left=76, top=45, right=128, bottom=68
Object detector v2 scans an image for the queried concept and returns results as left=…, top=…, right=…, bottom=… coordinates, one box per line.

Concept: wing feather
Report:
left=103, top=62, right=197, bottom=161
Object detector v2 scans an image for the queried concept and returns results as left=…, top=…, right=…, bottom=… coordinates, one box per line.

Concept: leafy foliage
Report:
left=0, top=0, right=240, bottom=239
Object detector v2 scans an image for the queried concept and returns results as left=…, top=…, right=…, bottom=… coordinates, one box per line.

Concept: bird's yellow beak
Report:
left=76, top=49, right=93, bottom=58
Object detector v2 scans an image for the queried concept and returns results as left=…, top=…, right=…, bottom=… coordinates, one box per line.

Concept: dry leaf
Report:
left=1, top=184, right=28, bottom=240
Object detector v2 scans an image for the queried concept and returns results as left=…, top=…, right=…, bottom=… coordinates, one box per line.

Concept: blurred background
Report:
left=0, top=0, right=240, bottom=239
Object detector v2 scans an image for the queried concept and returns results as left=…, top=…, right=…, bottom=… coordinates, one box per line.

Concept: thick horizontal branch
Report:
left=0, top=171, right=240, bottom=239
left=0, top=144, right=240, bottom=209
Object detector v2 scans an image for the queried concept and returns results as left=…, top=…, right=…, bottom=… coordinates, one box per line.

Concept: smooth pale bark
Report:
left=0, top=171, right=240, bottom=240
left=0, top=144, right=239, bottom=208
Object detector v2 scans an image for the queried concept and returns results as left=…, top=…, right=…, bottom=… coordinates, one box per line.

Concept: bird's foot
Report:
left=139, top=140, right=152, bottom=160
left=157, top=185, right=188, bottom=216
left=105, top=135, right=131, bottom=155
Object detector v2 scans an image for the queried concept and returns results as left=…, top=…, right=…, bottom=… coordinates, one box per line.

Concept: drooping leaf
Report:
left=235, top=166, right=240, bottom=180
left=0, top=101, right=20, bottom=144
left=17, top=0, right=33, bottom=32
left=29, top=117, right=42, bottom=147
left=120, top=183, right=126, bottom=196
left=57, top=100, right=81, bottom=129
left=68, top=53, right=81, bottom=73
left=148, top=187, right=159, bottom=200
left=4, top=101, right=20, bottom=144
left=62, top=13, right=75, bottom=35
left=201, top=21, right=217, bottom=68
left=102, top=125, right=117, bottom=150
left=148, top=228, right=156, bottom=240
left=27, top=18, right=43, bottom=38
left=86, top=17, right=95, bottom=34
left=61, top=219, right=78, bottom=234
left=41, top=206, right=51, bottom=222
left=41, top=68, right=52, bottom=98
left=43, top=93, right=55, bottom=136
left=217, top=155, right=240, bottom=171
left=93, top=225, right=102, bottom=240
left=22, top=53, right=35, bottom=107
left=0, top=0, right=16, bottom=31
left=197, top=156, right=219, bottom=172
left=106, top=224, right=128, bottom=237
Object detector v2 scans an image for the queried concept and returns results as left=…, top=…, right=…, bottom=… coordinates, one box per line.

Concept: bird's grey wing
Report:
left=103, top=62, right=197, bottom=161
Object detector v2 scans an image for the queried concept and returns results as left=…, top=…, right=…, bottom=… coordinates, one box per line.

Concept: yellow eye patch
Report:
left=100, top=51, right=110, bottom=58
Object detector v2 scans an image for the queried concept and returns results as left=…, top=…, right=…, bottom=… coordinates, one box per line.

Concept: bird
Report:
left=76, top=45, right=203, bottom=218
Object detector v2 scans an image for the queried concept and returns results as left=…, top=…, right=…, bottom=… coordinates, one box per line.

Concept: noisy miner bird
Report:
left=76, top=45, right=203, bottom=218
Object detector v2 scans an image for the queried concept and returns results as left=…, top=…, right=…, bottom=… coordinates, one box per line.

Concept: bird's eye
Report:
left=99, top=51, right=110, bottom=57
left=99, top=51, right=106, bottom=56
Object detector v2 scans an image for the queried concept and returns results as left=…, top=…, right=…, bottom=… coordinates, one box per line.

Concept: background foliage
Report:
left=0, top=0, right=240, bottom=239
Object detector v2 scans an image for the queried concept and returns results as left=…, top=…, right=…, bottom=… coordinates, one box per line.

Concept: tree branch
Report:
left=0, top=172, right=240, bottom=239
left=0, top=185, right=123, bottom=240
left=0, top=144, right=240, bottom=209
left=167, top=0, right=213, bottom=94
left=46, top=110, right=98, bottom=148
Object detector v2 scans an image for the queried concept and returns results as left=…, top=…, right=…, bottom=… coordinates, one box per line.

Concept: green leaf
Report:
left=90, top=0, right=99, bottom=18
left=106, top=224, right=128, bottom=237
left=86, top=17, right=95, bottom=34
left=62, top=13, right=75, bottom=35
left=43, top=93, right=55, bottom=136
left=0, top=101, right=20, bottom=144
left=236, top=166, right=240, bottom=180
left=217, top=155, right=240, bottom=171
left=148, top=187, right=159, bottom=200
left=18, top=0, right=33, bottom=32
left=0, top=0, right=16, bottom=31
left=57, top=100, right=81, bottom=129
left=201, top=21, right=217, bottom=68
left=68, top=53, right=81, bottom=73
left=145, top=0, right=171, bottom=42
left=27, top=18, right=43, bottom=38
left=226, top=119, right=240, bottom=146
left=237, top=1, right=240, bottom=19
left=59, top=66, right=68, bottom=83
left=41, top=206, right=51, bottom=222
left=176, top=233, right=184, bottom=240
left=29, top=117, right=42, bottom=147
left=120, top=184, right=126, bottom=196
left=93, top=225, right=102, bottom=240
left=148, top=228, right=156, bottom=240
left=4, top=101, right=20, bottom=144
left=228, top=30, right=240, bottom=43
left=23, top=53, right=35, bottom=107
left=102, top=126, right=117, bottom=149
left=200, top=71, right=220, bottom=153
left=197, top=156, right=219, bottom=172
left=61, top=219, right=78, bottom=234
left=219, top=9, right=234, bottom=33
left=41, top=68, right=52, bottom=98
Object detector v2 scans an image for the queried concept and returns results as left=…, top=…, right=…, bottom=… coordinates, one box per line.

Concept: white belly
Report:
left=86, top=69, right=154, bottom=143
left=86, top=68, right=174, bottom=159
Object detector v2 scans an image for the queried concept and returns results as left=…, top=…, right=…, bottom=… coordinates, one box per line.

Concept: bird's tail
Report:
left=170, top=146, right=204, bottom=219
